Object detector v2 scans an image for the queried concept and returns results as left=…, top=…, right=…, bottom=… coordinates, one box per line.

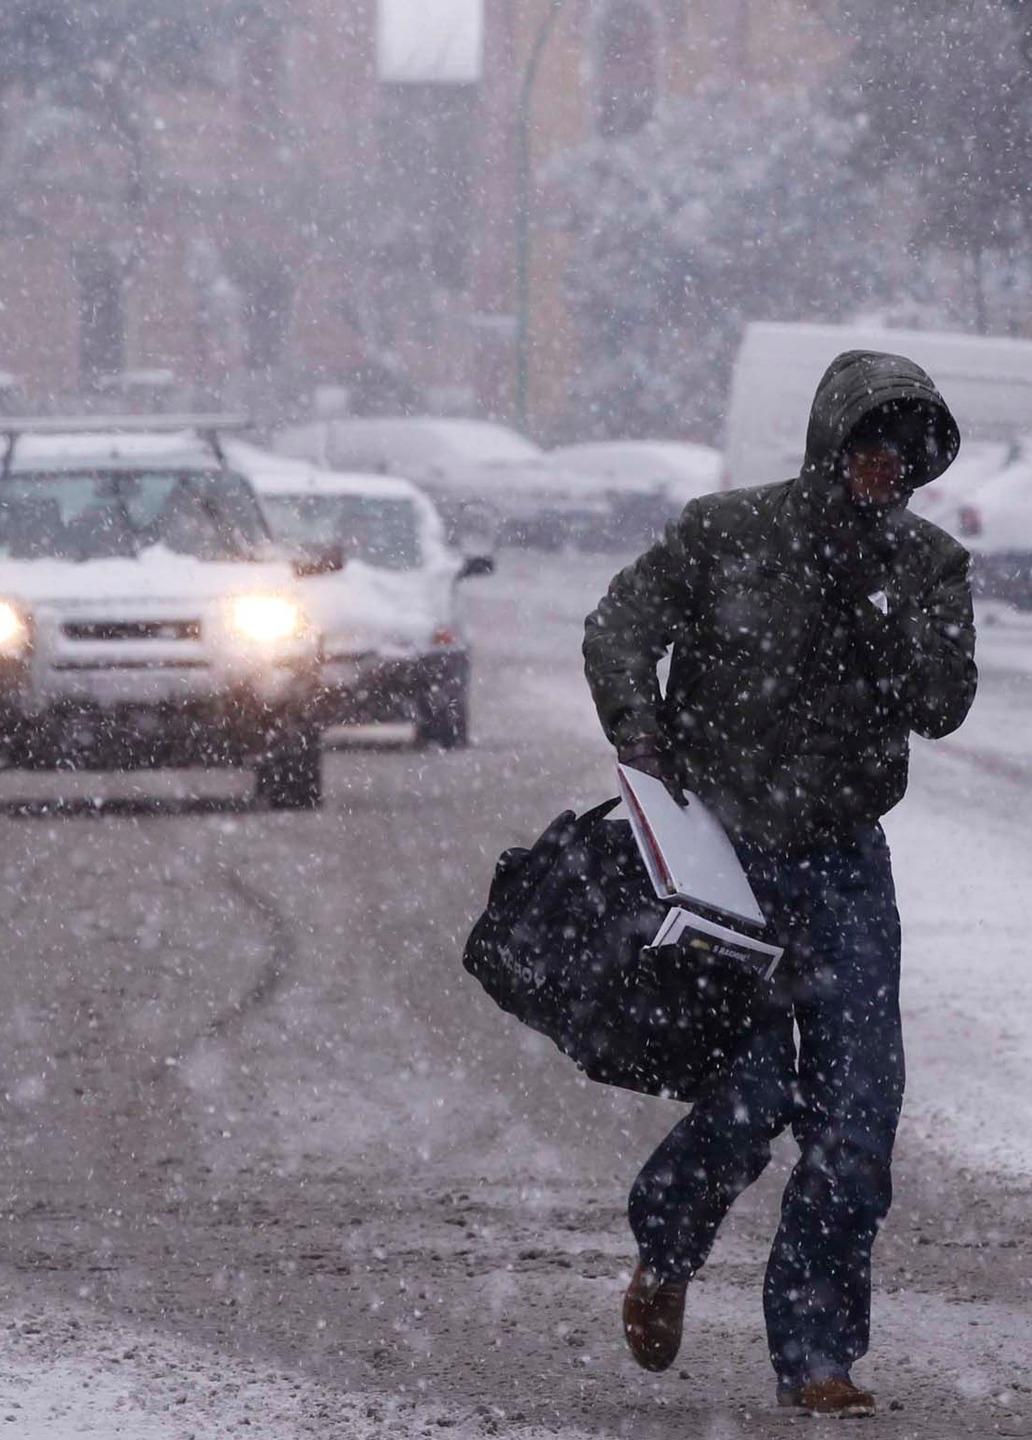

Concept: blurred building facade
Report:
left=0, top=0, right=837, bottom=436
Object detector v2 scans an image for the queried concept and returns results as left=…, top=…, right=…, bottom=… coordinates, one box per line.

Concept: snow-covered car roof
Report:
left=552, top=439, right=719, bottom=477
left=275, top=416, right=542, bottom=471
left=7, top=429, right=224, bottom=474
left=227, top=440, right=426, bottom=504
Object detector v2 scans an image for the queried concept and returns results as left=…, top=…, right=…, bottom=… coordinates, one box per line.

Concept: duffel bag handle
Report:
left=574, top=796, right=621, bottom=831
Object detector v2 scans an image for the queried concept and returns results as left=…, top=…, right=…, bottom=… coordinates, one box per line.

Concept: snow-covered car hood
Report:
left=295, top=556, right=458, bottom=656
left=0, top=546, right=303, bottom=609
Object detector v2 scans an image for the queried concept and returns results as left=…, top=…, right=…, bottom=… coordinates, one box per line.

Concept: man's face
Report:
left=843, top=441, right=909, bottom=508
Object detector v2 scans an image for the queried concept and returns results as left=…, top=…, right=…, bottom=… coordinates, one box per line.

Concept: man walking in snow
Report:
left=583, top=350, right=977, bottom=1417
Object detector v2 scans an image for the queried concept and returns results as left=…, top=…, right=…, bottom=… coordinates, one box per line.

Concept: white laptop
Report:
left=617, top=764, right=765, bottom=926
left=617, top=764, right=783, bottom=978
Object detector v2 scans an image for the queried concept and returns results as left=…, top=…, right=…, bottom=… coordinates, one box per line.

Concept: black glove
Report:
left=846, top=590, right=911, bottom=682
left=617, top=736, right=688, bottom=807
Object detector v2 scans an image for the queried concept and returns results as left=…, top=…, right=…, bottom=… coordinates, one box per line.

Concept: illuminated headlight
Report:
left=227, top=594, right=305, bottom=645
left=0, top=600, right=29, bottom=656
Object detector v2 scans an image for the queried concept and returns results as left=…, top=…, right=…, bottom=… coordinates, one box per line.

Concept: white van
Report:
left=724, top=322, right=1032, bottom=493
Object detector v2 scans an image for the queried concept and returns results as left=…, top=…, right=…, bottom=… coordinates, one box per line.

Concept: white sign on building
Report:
left=377, top=0, right=484, bottom=84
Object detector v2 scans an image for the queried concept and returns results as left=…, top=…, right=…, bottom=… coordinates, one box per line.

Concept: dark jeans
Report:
left=629, top=825, right=904, bottom=1386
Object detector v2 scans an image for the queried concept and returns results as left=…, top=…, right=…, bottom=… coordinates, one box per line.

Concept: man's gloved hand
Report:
left=847, top=589, right=911, bottom=682
left=617, top=736, right=688, bottom=807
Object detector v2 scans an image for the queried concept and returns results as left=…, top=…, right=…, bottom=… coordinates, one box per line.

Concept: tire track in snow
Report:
left=152, top=860, right=297, bottom=1079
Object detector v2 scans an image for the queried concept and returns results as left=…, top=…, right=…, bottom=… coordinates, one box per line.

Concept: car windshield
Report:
left=263, top=493, right=422, bottom=571
left=0, top=469, right=268, bottom=562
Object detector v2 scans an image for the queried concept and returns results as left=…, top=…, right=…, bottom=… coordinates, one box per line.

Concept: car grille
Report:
left=51, top=659, right=210, bottom=672
left=62, top=619, right=202, bottom=642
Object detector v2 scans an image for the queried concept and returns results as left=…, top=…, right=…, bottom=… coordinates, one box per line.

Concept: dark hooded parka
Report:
left=584, top=351, right=977, bottom=849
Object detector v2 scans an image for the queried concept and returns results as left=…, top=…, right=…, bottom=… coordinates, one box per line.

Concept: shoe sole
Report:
left=621, top=1318, right=679, bottom=1373
left=778, top=1394, right=876, bottom=1418
left=621, top=1303, right=685, bottom=1372
left=781, top=1404, right=876, bottom=1419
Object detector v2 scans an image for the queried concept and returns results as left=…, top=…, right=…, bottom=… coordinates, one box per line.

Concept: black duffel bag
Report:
left=462, top=800, right=769, bottom=1102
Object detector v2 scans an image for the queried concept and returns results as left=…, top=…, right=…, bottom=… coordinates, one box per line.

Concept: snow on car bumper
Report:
left=22, top=658, right=312, bottom=710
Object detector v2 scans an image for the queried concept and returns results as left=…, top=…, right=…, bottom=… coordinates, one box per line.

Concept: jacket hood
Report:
left=802, top=349, right=960, bottom=490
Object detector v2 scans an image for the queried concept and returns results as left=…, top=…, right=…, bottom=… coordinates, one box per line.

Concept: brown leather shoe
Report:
left=778, top=1377, right=876, bottom=1417
left=622, top=1263, right=688, bottom=1372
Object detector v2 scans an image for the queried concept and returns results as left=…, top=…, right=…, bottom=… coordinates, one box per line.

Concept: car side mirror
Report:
left=458, top=553, right=495, bottom=580
left=293, top=544, right=345, bottom=577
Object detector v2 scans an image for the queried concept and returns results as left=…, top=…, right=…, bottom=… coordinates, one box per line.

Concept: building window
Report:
left=75, top=249, right=126, bottom=387
left=595, top=0, right=659, bottom=139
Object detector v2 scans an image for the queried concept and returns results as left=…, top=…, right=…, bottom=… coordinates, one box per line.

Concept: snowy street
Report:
left=0, top=552, right=1028, bottom=1437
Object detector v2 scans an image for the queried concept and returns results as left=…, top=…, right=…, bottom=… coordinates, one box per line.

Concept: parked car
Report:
left=908, top=438, right=1016, bottom=535
left=549, top=439, right=721, bottom=546
left=946, top=442, right=1032, bottom=609
left=234, top=442, right=493, bottom=748
left=433, top=456, right=612, bottom=551
left=273, top=416, right=609, bottom=552
left=0, top=418, right=326, bottom=807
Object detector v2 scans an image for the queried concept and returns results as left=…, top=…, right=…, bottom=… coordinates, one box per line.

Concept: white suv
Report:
left=0, top=418, right=326, bottom=807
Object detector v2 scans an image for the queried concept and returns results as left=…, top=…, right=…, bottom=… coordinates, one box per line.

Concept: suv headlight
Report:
left=227, top=594, right=305, bottom=645
left=0, top=600, right=29, bottom=657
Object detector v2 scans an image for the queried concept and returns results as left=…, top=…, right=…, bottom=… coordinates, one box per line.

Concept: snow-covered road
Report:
left=0, top=552, right=1027, bottom=1437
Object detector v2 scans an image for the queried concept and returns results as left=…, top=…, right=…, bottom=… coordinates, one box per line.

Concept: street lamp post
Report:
left=514, top=0, right=568, bottom=434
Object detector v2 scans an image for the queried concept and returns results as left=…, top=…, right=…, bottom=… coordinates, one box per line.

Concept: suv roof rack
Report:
left=1, top=414, right=251, bottom=477
left=0, top=414, right=250, bottom=436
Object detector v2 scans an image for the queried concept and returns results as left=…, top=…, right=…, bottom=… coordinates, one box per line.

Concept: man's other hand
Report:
left=617, top=738, right=689, bottom=807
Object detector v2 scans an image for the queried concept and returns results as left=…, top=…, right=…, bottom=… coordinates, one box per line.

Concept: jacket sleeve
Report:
left=583, top=507, right=702, bottom=749
left=893, top=543, right=977, bottom=738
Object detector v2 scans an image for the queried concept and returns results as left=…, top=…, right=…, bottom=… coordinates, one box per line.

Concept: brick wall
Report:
left=0, top=0, right=838, bottom=431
